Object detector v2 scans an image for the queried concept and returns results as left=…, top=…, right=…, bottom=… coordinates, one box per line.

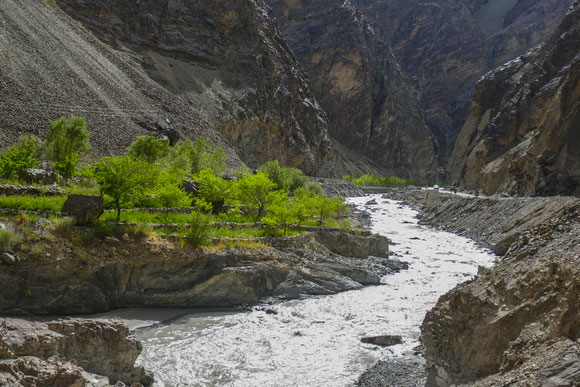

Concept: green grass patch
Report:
left=0, top=195, right=66, bottom=212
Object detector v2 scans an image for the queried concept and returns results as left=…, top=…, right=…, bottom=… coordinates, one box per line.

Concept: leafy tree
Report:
left=290, top=194, right=314, bottom=227
left=165, top=138, right=227, bottom=176
left=0, top=135, right=42, bottom=181
left=155, top=168, right=191, bottom=220
left=261, top=191, right=295, bottom=236
left=236, top=172, right=277, bottom=222
left=45, top=117, right=90, bottom=178
left=128, top=136, right=170, bottom=164
left=192, top=169, right=231, bottom=214
left=259, top=160, right=308, bottom=193
left=91, top=155, right=160, bottom=221
left=311, top=195, right=346, bottom=226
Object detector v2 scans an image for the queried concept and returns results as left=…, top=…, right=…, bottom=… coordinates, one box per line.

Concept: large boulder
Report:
left=62, top=194, right=104, bottom=224
left=21, top=168, right=61, bottom=185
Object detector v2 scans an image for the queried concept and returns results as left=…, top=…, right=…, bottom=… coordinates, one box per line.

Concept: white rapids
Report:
left=127, top=194, right=495, bottom=386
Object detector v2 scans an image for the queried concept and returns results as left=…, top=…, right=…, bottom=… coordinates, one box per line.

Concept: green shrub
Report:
left=235, top=172, right=277, bottom=222
left=344, top=173, right=421, bottom=187
left=0, top=135, right=42, bottom=181
left=183, top=211, right=212, bottom=247
left=0, top=230, right=22, bottom=249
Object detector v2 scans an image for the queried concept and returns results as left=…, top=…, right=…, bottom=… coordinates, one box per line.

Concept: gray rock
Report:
left=63, top=194, right=104, bottom=224
left=21, top=168, right=61, bottom=185
left=361, top=335, right=403, bottom=347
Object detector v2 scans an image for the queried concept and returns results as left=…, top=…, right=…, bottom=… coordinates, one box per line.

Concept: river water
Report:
left=130, top=194, right=495, bottom=386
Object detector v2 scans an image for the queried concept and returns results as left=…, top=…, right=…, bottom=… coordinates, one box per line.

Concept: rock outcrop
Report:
left=0, top=318, right=151, bottom=386
left=0, top=0, right=241, bottom=167
left=0, top=230, right=398, bottom=315
left=383, top=188, right=580, bottom=386
left=63, top=194, right=104, bottom=225
left=268, top=0, right=439, bottom=180
left=54, top=0, right=338, bottom=175
left=449, top=1, right=580, bottom=196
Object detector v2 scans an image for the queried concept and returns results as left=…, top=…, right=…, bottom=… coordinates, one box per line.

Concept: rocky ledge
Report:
left=383, top=188, right=580, bottom=386
left=0, top=230, right=399, bottom=316
left=0, top=318, right=151, bottom=386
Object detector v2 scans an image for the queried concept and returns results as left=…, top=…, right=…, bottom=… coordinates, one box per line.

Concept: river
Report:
left=121, top=194, right=495, bottom=386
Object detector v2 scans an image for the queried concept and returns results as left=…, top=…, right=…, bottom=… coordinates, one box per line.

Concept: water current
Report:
left=125, top=194, right=495, bottom=386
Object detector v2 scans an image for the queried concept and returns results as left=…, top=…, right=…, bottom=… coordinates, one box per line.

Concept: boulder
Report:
left=181, top=180, right=205, bottom=197
left=63, top=194, right=104, bottom=225
left=361, top=335, right=403, bottom=347
left=21, top=168, right=60, bottom=185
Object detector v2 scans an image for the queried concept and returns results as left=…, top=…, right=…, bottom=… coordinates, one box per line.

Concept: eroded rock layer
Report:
left=0, top=230, right=397, bottom=316
left=449, top=1, right=580, bottom=196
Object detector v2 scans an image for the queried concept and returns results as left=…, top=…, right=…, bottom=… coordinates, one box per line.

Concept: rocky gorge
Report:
left=382, top=188, right=580, bottom=386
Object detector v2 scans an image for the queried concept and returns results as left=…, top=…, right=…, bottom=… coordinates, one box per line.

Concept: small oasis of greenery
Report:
left=0, top=117, right=351, bottom=249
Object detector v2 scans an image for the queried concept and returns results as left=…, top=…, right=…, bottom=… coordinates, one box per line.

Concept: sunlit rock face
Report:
left=449, top=1, right=580, bottom=196
left=56, top=0, right=336, bottom=174
left=268, top=0, right=439, bottom=181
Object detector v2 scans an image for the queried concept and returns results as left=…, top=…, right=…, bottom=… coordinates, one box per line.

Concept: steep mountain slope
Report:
left=356, top=0, right=574, bottom=160
left=0, top=0, right=240, bottom=165
left=54, top=0, right=338, bottom=174
left=449, top=1, right=580, bottom=196
left=267, top=0, right=439, bottom=180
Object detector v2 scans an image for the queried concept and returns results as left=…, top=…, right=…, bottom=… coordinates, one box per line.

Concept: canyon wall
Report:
left=450, top=1, right=580, bottom=196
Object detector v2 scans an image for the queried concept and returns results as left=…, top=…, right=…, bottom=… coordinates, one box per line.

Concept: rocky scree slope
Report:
left=449, top=1, right=580, bottom=197
left=54, top=0, right=347, bottom=175
left=268, top=0, right=439, bottom=180
left=385, top=189, right=579, bottom=386
left=0, top=230, right=398, bottom=315
left=0, top=318, right=151, bottom=386
left=356, top=0, right=573, bottom=161
left=0, top=0, right=240, bottom=166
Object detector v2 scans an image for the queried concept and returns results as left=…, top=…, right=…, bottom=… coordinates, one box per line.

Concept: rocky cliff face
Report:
left=267, top=0, right=439, bottom=180
left=0, top=0, right=240, bottom=166
left=449, top=1, right=580, bottom=196
left=0, top=318, right=151, bottom=386
left=54, top=0, right=339, bottom=175
left=356, top=0, right=573, bottom=161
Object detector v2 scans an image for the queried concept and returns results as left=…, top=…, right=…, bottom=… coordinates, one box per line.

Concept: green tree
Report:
left=311, top=195, right=346, bottom=226
left=259, top=160, right=308, bottom=193
left=91, top=155, right=160, bottom=221
left=45, top=116, right=90, bottom=178
left=261, top=191, right=295, bottom=236
left=161, top=138, right=227, bottom=176
left=128, top=136, right=170, bottom=164
left=0, top=135, right=42, bottom=182
left=155, top=168, right=191, bottom=220
left=192, top=169, right=231, bottom=214
left=236, top=172, right=277, bottom=222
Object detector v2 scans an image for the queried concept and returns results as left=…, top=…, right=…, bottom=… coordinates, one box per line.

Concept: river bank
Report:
left=381, top=188, right=580, bottom=386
